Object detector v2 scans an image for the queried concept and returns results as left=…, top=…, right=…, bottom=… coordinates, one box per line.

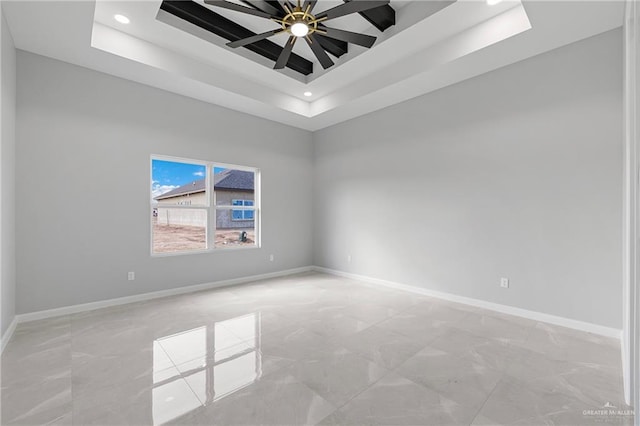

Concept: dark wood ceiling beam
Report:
left=343, top=0, right=395, bottom=32
left=160, top=1, right=313, bottom=75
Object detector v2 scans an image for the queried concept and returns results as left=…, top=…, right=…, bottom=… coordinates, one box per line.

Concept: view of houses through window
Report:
left=151, top=157, right=258, bottom=254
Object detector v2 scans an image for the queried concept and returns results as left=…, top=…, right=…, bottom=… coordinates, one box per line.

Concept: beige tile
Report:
left=397, top=345, right=503, bottom=410
left=472, top=376, right=601, bottom=425
left=320, top=371, right=478, bottom=425
left=184, top=369, right=336, bottom=425
left=1, top=273, right=626, bottom=426
left=339, top=325, right=426, bottom=370
left=1, top=377, right=72, bottom=425
left=289, top=347, right=389, bottom=406
left=514, top=322, right=621, bottom=366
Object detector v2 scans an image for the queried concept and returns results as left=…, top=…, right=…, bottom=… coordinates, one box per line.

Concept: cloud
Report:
left=193, top=171, right=205, bottom=177
left=151, top=184, right=179, bottom=200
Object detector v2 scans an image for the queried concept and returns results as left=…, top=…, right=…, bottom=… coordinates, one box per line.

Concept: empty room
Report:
left=1, top=0, right=639, bottom=425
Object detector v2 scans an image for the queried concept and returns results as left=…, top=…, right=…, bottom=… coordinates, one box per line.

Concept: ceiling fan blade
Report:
left=274, top=36, right=297, bottom=69
left=302, top=0, right=317, bottom=12
left=305, top=34, right=334, bottom=69
left=265, top=0, right=286, bottom=14
left=316, top=1, right=389, bottom=21
left=241, top=0, right=282, bottom=16
left=227, top=29, right=284, bottom=48
left=320, top=26, right=376, bottom=48
left=204, top=0, right=275, bottom=19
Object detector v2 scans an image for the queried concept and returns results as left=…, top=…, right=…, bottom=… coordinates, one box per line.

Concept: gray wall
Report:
left=1, top=7, right=16, bottom=337
left=16, top=52, right=313, bottom=314
left=13, top=28, right=625, bottom=332
left=313, top=29, right=624, bottom=329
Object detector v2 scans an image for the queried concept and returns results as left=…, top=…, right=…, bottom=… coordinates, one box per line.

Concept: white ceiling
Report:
left=2, top=1, right=625, bottom=131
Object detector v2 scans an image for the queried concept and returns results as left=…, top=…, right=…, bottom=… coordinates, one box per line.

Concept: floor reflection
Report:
left=151, top=313, right=262, bottom=424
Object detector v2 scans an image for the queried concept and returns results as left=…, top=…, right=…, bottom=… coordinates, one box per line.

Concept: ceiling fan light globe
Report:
left=291, top=22, right=310, bottom=37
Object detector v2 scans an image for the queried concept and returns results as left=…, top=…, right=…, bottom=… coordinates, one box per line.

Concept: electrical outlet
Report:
left=128, top=272, right=135, bottom=281
left=269, top=254, right=274, bottom=262
left=500, top=277, right=509, bottom=288
left=347, top=254, right=352, bottom=263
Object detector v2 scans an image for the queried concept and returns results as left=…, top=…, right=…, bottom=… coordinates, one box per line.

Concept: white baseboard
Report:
left=10, top=265, right=621, bottom=341
left=1, top=316, right=18, bottom=354
left=313, top=266, right=622, bottom=339
left=16, top=266, right=313, bottom=324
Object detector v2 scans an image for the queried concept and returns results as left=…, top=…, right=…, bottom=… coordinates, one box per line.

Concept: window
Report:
left=232, top=200, right=254, bottom=221
left=151, top=157, right=259, bottom=255
left=214, top=167, right=257, bottom=248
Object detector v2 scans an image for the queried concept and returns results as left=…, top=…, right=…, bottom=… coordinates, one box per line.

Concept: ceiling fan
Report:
left=203, top=0, right=390, bottom=70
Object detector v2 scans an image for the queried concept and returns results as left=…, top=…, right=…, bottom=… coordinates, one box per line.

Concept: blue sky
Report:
left=151, top=159, right=226, bottom=198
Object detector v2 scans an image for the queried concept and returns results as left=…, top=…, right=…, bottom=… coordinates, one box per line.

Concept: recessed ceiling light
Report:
left=304, top=91, right=313, bottom=97
left=486, top=0, right=503, bottom=5
left=114, top=14, right=130, bottom=24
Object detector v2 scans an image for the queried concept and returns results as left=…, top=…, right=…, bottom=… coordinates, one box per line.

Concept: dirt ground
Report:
left=153, top=222, right=256, bottom=253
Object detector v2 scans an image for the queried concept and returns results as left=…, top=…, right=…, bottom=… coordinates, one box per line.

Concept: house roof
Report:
left=154, top=169, right=254, bottom=200
left=214, top=169, right=254, bottom=191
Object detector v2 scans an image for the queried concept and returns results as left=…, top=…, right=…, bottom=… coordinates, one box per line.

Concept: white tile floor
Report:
left=1, top=272, right=632, bottom=425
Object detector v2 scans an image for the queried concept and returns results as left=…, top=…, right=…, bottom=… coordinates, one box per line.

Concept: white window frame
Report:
left=150, top=155, right=261, bottom=256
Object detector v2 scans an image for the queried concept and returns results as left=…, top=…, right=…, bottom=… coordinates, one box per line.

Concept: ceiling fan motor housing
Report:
left=278, top=4, right=324, bottom=38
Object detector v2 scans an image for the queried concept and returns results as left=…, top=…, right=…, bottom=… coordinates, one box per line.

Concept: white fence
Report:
left=156, top=208, right=206, bottom=227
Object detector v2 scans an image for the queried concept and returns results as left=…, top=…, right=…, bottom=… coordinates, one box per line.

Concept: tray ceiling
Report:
left=2, top=1, right=625, bottom=131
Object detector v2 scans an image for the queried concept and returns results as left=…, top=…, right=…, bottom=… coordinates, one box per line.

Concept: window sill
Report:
left=151, top=245, right=261, bottom=257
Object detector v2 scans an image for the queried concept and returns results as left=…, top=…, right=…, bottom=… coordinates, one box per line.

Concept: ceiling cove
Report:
left=1, top=1, right=625, bottom=130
